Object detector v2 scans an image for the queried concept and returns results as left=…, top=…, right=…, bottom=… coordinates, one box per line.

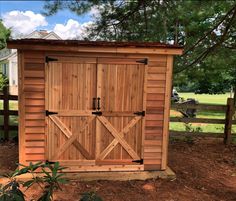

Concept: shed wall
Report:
left=19, top=50, right=171, bottom=171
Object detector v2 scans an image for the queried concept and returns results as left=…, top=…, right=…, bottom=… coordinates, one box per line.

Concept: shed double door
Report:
left=46, top=57, right=146, bottom=169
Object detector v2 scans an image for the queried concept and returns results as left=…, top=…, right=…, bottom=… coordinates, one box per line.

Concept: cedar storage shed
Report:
left=8, top=39, right=182, bottom=175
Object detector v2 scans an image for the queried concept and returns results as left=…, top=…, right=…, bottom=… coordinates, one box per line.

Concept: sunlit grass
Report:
left=170, top=92, right=235, bottom=134
left=179, top=92, right=231, bottom=105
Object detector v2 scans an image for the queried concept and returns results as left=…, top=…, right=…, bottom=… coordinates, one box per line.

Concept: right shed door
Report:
left=95, top=59, right=147, bottom=165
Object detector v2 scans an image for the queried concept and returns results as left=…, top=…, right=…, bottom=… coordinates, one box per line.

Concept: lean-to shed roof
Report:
left=7, top=39, right=183, bottom=55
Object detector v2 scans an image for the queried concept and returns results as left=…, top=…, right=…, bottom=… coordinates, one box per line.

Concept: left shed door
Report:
left=46, top=57, right=97, bottom=163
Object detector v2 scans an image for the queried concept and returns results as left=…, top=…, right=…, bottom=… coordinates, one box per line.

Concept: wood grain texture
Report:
left=17, top=48, right=177, bottom=172
left=144, top=55, right=168, bottom=170
left=161, top=55, right=174, bottom=170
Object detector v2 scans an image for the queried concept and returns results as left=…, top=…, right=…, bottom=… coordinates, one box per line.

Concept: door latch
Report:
left=92, top=111, right=102, bottom=116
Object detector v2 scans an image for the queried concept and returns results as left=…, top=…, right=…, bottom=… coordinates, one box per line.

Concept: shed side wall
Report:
left=20, top=51, right=46, bottom=164
left=144, top=55, right=167, bottom=170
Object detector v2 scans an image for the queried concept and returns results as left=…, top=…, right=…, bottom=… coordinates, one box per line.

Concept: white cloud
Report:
left=53, top=19, right=93, bottom=40
left=88, top=6, right=101, bottom=19
left=2, top=10, right=48, bottom=37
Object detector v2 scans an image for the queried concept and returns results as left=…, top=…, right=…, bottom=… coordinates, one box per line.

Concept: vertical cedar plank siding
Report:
left=19, top=51, right=169, bottom=170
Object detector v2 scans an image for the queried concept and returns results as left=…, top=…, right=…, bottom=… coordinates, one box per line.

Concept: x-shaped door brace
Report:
left=50, top=115, right=95, bottom=160
left=97, top=116, right=142, bottom=160
left=50, top=115, right=142, bottom=161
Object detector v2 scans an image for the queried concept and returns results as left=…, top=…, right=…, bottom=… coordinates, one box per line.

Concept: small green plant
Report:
left=0, top=179, right=24, bottom=201
left=80, top=191, right=103, bottom=201
left=0, top=161, right=68, bottom=201
left=184, top=135, right=194, bottom=145
left=183, top=123, right=203, bottom=144
left=184, top=123, right=202, bottom=133
left=0, top=74, right=8, bottom=90
left=38, top=162, right=68, bottom=201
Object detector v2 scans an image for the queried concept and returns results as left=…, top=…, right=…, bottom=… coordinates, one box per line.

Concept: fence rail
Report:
left=170, top=98, right=235, bottom=144
left=0, top=86, right=18, bottom=140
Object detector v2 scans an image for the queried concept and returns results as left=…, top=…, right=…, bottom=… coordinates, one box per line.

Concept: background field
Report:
left=170, top=92, right=236, bottom=134
left=179, top=92, right=232, bottom=105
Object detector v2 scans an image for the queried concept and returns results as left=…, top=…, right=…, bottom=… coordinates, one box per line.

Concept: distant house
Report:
left=0, top=30, right=61, bottom=95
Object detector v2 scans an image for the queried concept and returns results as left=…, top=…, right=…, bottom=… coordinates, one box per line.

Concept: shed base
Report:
left=68, top=167, right=176, bottom=181
left=0, top=167, right=175, bottom=183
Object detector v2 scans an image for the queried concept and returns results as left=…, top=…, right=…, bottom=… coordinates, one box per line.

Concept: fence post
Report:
left=224, top=98, right=234, bottom=145
left=3, top=86, right=9, bottom=141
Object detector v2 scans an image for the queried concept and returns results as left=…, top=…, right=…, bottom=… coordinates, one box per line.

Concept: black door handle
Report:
left=92, top=98, right=97, bottom=110
left=97, top=97, right=101, bottom=110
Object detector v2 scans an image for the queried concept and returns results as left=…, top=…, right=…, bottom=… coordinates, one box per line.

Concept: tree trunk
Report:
left=234, top=86, right=236, bottom=106
left=233, top=86, right=236, bottom=120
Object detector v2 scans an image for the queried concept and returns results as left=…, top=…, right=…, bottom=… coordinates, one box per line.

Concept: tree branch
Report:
left=182, top=4, right=236, bottom=56
left=176, top=5, right=236, bottom=73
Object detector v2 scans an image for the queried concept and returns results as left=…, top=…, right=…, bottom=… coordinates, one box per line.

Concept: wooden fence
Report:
left=170, top=98, right=236, bottom=144
left=0, top=86, right=18, bottom=140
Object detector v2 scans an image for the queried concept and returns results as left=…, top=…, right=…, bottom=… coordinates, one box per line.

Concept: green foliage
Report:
left=0, top=74, right=8, bottom=91
left=80, top=191, right=103, bottom=201
left=42, top=0, right=236, bottom=94
left=0, top=20, right=11, bottom=50
left=38, top=162, right=68, bottom=201
left=184, top=123, right=202, bottom=133
left=0, top=180, right=25, bottom=201
left=0, top=161, right=68, bottom=201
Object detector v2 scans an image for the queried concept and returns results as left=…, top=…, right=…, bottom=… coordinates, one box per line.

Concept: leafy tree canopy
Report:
left=43, top=0, right=236, bottom=94
left=0, top=20, right=11, bottom=50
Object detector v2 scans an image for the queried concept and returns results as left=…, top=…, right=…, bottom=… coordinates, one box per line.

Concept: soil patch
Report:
left=1, top=138, right=236, bottom=201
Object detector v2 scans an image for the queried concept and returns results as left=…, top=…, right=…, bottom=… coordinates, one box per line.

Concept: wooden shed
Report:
left=8, top=39, right=182, bottom=175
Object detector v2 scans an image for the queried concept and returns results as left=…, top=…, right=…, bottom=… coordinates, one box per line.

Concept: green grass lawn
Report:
left=179, top=92, right=232, bottom=105
left=170, top=92, right=236, bottom=134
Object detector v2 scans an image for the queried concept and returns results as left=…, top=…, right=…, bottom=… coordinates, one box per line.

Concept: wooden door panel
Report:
left=99, top=64, right=144, bottom=111
left=97, top=63, right=145, bottom=162
left=48, top=62, right=97, bottom=111
left=47, top=60, right=97, bottom=161
left=48, top=116, right=96, bottom=160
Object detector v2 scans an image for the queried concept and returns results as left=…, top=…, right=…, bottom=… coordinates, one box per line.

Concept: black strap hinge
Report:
left=45, top=56, right=58, bottom=63
left=45, top=110, right=58, bottom=116
left=134, top=111, right=145, bottom=116
left=132, top=159, right=143, bottom=164
left=92, top=111, right=102, bottom=116
left=136, top=58, right=148, bottom=65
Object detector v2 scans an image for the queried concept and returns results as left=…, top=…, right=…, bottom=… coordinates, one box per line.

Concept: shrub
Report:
left=0, top=161, right=67, bottom=201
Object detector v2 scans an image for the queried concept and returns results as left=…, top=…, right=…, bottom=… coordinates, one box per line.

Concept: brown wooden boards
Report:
left=46, top=57, right=146, bottom=170
left=96, top=62, right=145, bottom=164
left=16, top=45, right=177, bottom=172
left=47, top=60, right=97, bottom=161
left=22, top=51, right=46, bottom=164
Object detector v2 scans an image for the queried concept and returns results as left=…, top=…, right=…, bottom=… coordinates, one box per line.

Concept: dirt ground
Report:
left=0, top=138, right=236, bottom=201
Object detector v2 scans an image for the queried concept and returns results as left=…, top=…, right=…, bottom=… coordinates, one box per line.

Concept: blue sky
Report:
left=0, top=1, right=95, bottom=39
